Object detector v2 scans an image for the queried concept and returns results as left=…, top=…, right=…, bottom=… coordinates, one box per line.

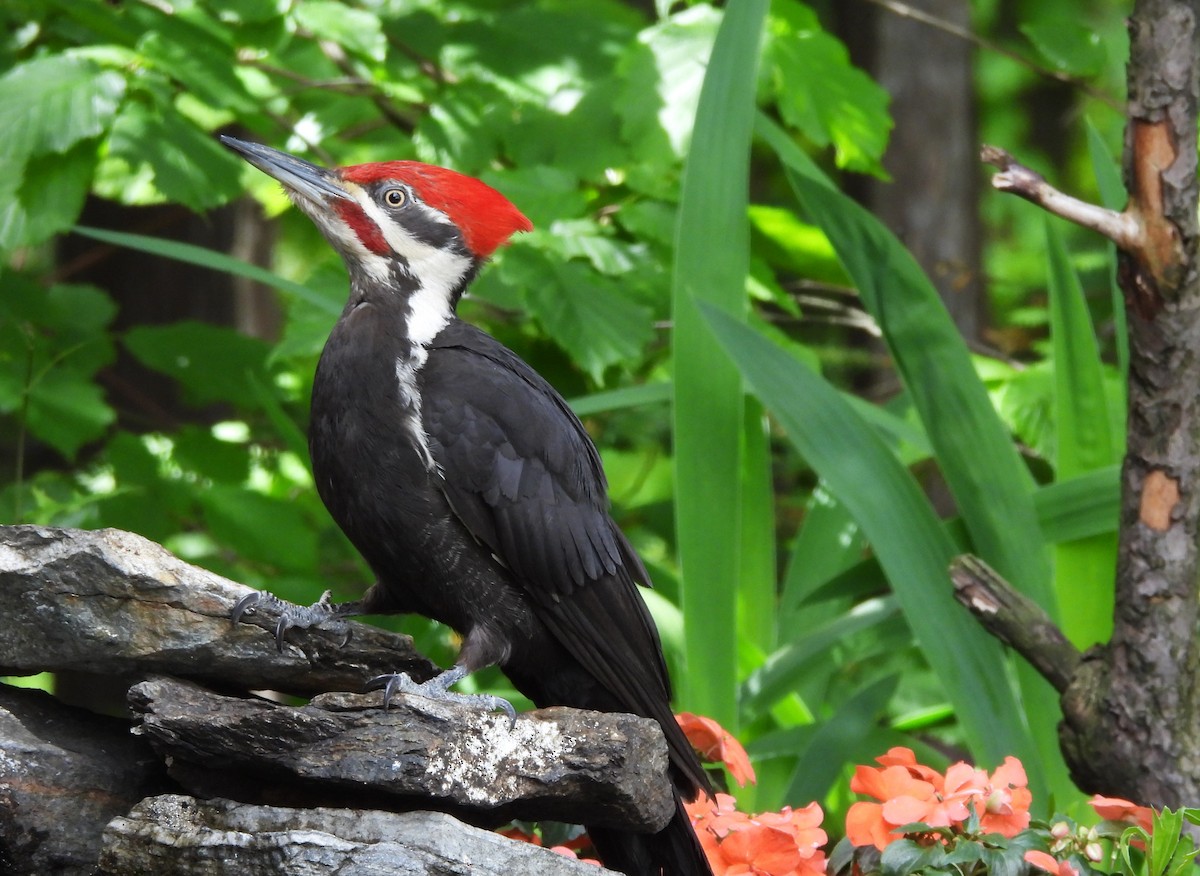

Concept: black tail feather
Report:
left=587, top=790, right=713, bottom=876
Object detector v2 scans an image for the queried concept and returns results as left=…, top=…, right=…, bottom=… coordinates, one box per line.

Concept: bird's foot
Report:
left=230, top=589, right=353, bottom=652
left=366, top=666, right=517, bottom=727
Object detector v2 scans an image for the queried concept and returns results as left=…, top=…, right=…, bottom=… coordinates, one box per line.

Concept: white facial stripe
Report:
left=355, top=193, right=472, bottom=346
left=293, top=190, right=392, bottom=285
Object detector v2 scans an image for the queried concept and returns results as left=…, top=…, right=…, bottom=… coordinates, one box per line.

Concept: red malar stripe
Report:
left=334, top=201, right=389, bottom=255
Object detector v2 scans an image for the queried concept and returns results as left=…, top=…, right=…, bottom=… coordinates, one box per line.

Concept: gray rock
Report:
left=0, top=682, right=169, bottom=875
left=0, top=525, right=435, bottom=696
left=129, top=676, right=675, bottom=833
left=99, top=794, right=619, bottom=875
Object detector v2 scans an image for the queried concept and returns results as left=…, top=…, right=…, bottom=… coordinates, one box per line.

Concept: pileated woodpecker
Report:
left=221, top=137, right=714, bottom=876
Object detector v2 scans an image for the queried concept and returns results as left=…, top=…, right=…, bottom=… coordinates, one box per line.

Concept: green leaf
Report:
left=780, top=485, right=866, bottom=622
left=742, top=596, right=899, bottom=718
left=748, top=205, right=845, bottom=282
left=197, top=485, right=317, bottom=572
left=764, top=0, right=892, bottom=173
left=173, top=426, right=252, bottom=485
left=104, top=99, right=243, bottom=211
left=980, top=845, right=1028, bottom=876
left=1045, top=217, right=1117, bottom=647
left=25, top=368, right=115, bottom=459
left=292, top=2, right=387, bottom=62
left=783, top=673, right=900, bottom=804
left=122, top=322, right=271, bottom=408
left=739, top=400, right=777, bottom=654
left=782, top=166, right=1071, bottom=803
left=1150, top=809, right=1184, bottom=876
left=1047, top=218, right=1116, bottom=479
left=136, top=13, right=256, bottom=113
left=1021, top=18, right=1107, bottom=77
left=567, top=381, right=671, bottom=418
left=670, top=0, right=766, bottom=727
left=521, top=259, right=653, bottom=383
left=618, top=4, right=723, bottom=160
left=0, top=54, right=125, bottom=163
left=881, top=838, right=946, bottom=876
left=0, top=142, right=98, bottom=250
left=1035, top=466, right=1121, bottom=542
left=702, top=306, right=1030, bottom=767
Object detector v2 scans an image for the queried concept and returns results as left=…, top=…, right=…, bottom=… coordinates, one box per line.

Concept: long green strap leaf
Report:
left=1045, top=218, right=1117, bottom=647
left=670, top=1, right=767, bottom=727
left=703, top=305, right=1029, bottom=767
left=782, top=170, right=1072, bottom=804
left=73, top=225, right=337, bottom=314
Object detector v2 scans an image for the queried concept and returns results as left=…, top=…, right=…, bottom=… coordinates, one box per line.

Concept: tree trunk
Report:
left=1060, top=0, right=1200, bottom=805
left=839, top=0, right=985, bottom=342
left=971, top=0, right=1200, bottom=807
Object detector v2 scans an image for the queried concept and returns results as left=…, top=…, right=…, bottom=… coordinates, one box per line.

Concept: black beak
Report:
left=220, top=136, right=352, bottom=203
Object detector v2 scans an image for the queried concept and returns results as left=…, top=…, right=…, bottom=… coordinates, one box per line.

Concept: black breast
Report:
left=309, top=300, right=444, bottom=590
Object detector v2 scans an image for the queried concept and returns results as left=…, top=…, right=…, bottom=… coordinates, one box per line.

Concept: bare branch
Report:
left=980, top=145, right=1139, bottom=248
left=950, top=554, right=1081, bottom=693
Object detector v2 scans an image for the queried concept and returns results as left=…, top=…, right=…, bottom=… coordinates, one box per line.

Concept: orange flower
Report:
left=978, top=757, right=1032, bottom=837
left=677, top=713, right=757, bottom=786
left=875, top=747, right=945, bottom=786
left=845, top=749, right=1031, bottom=849
left=1025, top=849, right=1080, bottom=876
left=846, top=760, right=939, bottom=849
left=690, top=793, right=827, bottom=875
left=1089, top=795, right=1155, bottom=835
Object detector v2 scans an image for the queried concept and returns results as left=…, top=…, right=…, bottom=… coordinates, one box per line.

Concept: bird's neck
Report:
left=346, top=254, right=479, bottom=357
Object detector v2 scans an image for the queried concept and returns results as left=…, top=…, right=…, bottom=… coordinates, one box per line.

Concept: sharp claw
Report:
left=383, top=674, right=402, bottom=710
left=274, top=613, right=293, bottom=652
left=230, top=591, right=263, bottom=626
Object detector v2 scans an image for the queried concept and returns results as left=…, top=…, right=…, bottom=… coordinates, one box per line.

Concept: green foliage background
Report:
left=1, top=0, right=1133, bottom=831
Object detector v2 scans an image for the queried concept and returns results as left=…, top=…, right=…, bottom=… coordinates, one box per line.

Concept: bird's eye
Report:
left=383, top=188, right=407, bottom=208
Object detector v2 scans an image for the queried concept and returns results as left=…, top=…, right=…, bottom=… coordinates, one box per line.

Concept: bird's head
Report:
left=221, top=136, right=532, bottom=317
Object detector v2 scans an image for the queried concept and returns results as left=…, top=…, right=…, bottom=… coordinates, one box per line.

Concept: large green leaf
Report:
left=123, top=322, right=271, bottom=409
left=703, top=306, right=1031, bottom=768
left=104, top=99, right=244, bottom=211
left=618, top=5, right=722, bottom=162
left=742, top=596, right=900, bottom=720
left=670, top=0, right=766, bottom=727
left=25, top=368, right=115, bottom=459
left=291, top=2, right=387, bottom=62
left=764, top=0, right=892, bottom=174
left=0, top=142, right=98, bottom=250
left=784, top=673, right=901, bottom=804
left=515, top=255, right=653, bottom=382
left=1035, top=466, right=1121, bottom=542
left=0, top=54, right=125, bottom=164
left=781, top=164, right=1072, bottom=803
left=134, top=9, right=257, bottom=114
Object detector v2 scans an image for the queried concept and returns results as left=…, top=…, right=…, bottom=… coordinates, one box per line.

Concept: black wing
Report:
left=422, top=321, right=707, bottom=793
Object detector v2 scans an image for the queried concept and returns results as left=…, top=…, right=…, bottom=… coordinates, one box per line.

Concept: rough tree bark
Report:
left=968, top=0, right=1200, bottom=806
